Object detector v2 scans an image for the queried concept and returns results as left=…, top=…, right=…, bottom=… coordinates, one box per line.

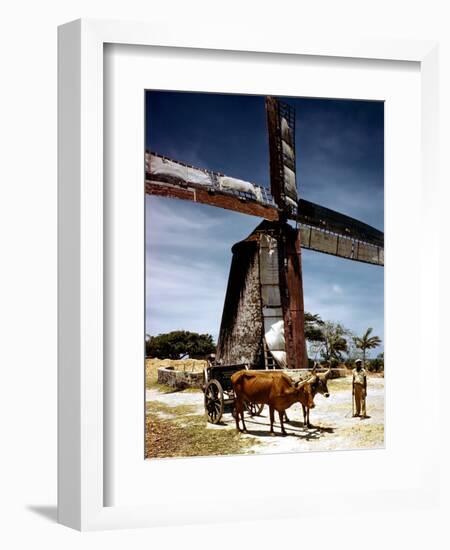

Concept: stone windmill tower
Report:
left=216, top=97, right=305, bottom=369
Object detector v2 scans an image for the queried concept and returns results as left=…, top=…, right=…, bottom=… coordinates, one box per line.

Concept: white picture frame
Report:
left=58, top=18, right=440, bottom=531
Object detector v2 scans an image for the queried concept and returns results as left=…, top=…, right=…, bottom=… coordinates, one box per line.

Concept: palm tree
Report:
left=320, top=321, right=350, bottom=362
left=353, top=328, right=382, bottom=365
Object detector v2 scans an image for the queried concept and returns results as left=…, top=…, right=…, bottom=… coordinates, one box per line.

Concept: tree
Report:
left=319, top=321, right=351, bottom=363
left=304, top=312, right=325, bottom=343
left=304, top=312, right=326, bottom=363
left=368, top=351, right=384, bottom=372
left=353, top=327, right=382, bottom=365
left=146, top=331, right=216, bottom=359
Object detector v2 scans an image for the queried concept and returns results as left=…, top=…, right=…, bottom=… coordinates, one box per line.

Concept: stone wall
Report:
left=157, top=366, right=204, bottom=390
left=216, top=239, right=264, bottom=367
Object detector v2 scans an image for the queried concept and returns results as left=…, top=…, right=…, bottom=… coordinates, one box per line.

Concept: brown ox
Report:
left=281, top=365, right=331, bottom=427
left=301, top=366, right=331, bottom=428
left=231, top=370, right=315, bottom=436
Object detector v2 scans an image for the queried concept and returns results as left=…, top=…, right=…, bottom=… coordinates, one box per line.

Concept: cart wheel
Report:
left=204, top=379, right=224, bottom=424
left=245, top=402, right=264, bottom=417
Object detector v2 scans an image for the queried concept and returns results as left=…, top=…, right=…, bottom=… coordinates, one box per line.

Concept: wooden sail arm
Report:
left=145, top=152, right=384, bottom=265
left=145, top=180, right=279, bottom=221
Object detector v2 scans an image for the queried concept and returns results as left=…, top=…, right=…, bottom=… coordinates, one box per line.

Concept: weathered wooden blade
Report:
left=298, top=199, right=383, bottom=247
left=297, top=199, right=384, bottom=266
left=145, top=152, right=279, bottom=221
left=266, top=97, right=306, bottom=368
left=299, top=223, right=383, bottom=266
left=266, top=96, right=298, bottom=217
left=145, top=151, right=384, bottom=266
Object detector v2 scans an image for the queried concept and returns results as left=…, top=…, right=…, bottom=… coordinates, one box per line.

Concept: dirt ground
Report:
left=146, top=374, right=384, bottom=458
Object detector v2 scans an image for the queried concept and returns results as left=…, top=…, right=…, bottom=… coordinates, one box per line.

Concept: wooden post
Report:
left=266, top=96, right=307, bottom=369
left=278, top=223, right=307, bottom=369
left=265, top=96, right=284, bottom=209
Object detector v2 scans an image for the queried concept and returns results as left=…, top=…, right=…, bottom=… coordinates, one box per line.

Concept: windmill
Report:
left=145, top=96, right=383, bottom=371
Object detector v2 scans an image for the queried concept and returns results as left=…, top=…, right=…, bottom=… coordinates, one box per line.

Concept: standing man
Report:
left=352, top=359, right=367, bottom=418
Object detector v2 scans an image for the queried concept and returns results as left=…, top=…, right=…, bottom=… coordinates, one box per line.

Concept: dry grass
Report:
left=145, top=358, right=206, bottom=391
left=145, top=401, right=259, bottom=459
left=147, top=400, right=198, bottom=417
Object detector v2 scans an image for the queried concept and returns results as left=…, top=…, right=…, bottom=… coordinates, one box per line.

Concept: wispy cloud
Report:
left=146, top=255, right=226, bottom=339
left=146, top=196, right=259, bottom=341
left=146, top=197, right=226, bottom=252
left=302, top=249, right=384, bottom=350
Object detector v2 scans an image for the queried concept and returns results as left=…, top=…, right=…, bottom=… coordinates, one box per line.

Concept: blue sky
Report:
left=145, top=92, right=384, bottom=357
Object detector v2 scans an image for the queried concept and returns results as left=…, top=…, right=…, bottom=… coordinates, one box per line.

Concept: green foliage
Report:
left=367, top=352, right=384, bottom=372
left=304, top=312, right=325, bottom=343
left=146, top=331, right=216, bottom=359
left=353, top=328, right=382, bottom=363
left=305, top=314, right=352, bottom=362
left=319, top=321, right=351, bottom=362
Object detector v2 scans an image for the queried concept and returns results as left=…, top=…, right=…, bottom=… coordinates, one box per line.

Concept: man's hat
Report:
left=355, top=359, right=362, bottom=365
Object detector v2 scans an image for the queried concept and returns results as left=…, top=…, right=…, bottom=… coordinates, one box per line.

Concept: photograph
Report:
left=0, top=1, right=442, bottom=541
left=144, top=91, right=384, bottom=460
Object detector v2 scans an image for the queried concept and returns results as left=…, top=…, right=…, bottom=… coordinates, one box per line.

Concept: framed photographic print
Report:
left=144, top=90, right=385, bottom=460
left=58, top=18, right=440, bottom=531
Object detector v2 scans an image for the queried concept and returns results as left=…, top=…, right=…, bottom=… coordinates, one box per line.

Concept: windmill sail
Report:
left=298, top=199, right=384, bottom=265
left=265, top=96, right=307, bottom=369
left=145, top=152, right=278, bottom=221
left=145, top=151, right=384, bottom=266
left=299, top=224, right=383, bottom=265
left=266, top=96, right=298, bottom=216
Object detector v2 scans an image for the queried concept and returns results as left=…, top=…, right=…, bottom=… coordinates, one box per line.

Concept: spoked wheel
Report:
left=204, top=379, right=224, bottom=424
left=245, top=401, right=264, bottom=417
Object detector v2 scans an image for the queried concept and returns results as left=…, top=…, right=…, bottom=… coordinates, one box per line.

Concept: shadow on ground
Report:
left=27, top=505, right=57, bottom=523
left=241, top=417, right=335, bottom=440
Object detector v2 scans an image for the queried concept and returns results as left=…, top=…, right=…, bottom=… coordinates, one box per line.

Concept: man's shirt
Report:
left=352, top=368, right=367, bottom=385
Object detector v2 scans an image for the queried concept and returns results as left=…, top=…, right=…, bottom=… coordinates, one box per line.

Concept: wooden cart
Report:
left=203, top=363, right=264, bottom=424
